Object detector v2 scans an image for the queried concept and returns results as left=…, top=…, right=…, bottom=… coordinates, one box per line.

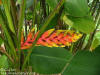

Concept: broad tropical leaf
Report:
left=63, top=15, right=95, bottom=34
left=62, top=46, right=100, bottom=75
left=64, top=0, right=89, bottom=17
left=29, top=46, right=72, bottom=74
left=21, top=29, right=82, bottom=49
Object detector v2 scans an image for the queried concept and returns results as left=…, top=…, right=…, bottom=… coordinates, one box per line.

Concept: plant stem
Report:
left=85, top=15, right=100, bottom=50
left=70, top=44, right=73, bottom=53
left=90, top=0, right=97, bottom=12
left=17, top=0, right=26, bottom=69
left=85, top=3, right=100, bottom=50
left=95, top=4, right=100, bottom=22
left=22, top=0, right=65, bottom=71
left=25, top=12, right=27, bottom=38
left=91, top=0, right=99, bottom=16
left=32, top=0, right=37, bottom=26
left=0, top=47, right=14, bottom=64
left=41, top=0, right=47, bottom=18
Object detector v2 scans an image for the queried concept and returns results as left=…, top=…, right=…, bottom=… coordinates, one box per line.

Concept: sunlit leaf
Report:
left=0, top=55, right=9, bottom=68
left=63, top=15, right=95, bottom=34
left=90, top=38, right=100, bottom=51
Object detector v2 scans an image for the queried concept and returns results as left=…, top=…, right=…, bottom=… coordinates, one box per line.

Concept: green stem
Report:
left=25, top=12, right=27, bottom=38
left=95, top=4, right=100, bottom=22
left=70, top=44, right=74, bottom=53
left=0, top=47, right=14, bottom=64
left=17, top=0, right=26, bottom=69
left=41, top=0, right=47, bottom=18
left=90, top=0, right=97, bottom=12
left=85, top=2, right=100, bottom=50
left=22, top=0, right=65, bottom=71
left=32, top=0, right=37, bottom=26
left=91, top=0, right=99, bottom=16
left=85, top=16, right=100, bottom=50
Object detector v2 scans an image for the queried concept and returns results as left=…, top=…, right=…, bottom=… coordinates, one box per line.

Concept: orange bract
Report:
left=21, top=29, right=82, bottom=49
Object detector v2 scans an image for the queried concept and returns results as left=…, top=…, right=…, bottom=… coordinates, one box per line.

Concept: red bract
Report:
left=21, top=29, right=82, bottom=49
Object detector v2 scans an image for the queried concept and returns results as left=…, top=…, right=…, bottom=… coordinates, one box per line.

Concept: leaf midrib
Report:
left=32, top=53, right=69, bottom=61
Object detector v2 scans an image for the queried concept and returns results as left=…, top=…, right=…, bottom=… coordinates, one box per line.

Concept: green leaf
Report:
left=17, top=0, right=34, bottom=8
left=62, top=15, right=73, bottom=26
left=62, top=46, right=100, bottom=75
left=0, top=8, right=17, bottom=61
left=2, top=0, right=15, bottom=33
left=0, top=69, right=6, bottom=75
left=64, top=0, right=89, bottom=17
left=90, top=38, right=100, bottom=50
left=29, top=46, right=72, bottom=74
left=0, top=55, right=9, bottom=69
left=0, top=37, right=3, bottom=46
left=26, top=0, right=34, bottom=8
left=39, top=14, right=59, bottom=30
left=46, top=0, right=59, bottom=10
left=64, top=15, right=95, bottom=34
left=16, top=0, right=22, bottom=5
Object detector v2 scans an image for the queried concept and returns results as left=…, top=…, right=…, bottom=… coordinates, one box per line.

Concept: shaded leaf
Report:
left=62, top=46, right=100, bottom=75
left=46, top=15, right=58, bottom=30
left=0, top=37, right=3, bottom=46
left=26, top=0, right=34, bottom=8
left=46, top=0, right=59, bottom=10
left=29, top=46, right=72, bottom=74
left=39, top=14, right=59, bottom=30
left=16, top=0, right=33, bottom=8
left=64, top=0, right=89, bottom=17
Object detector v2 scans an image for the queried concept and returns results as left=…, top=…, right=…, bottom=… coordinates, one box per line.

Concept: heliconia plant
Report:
left=0, top=0, right=100, bottom=75
left=21, top=29, right=82, bottom=49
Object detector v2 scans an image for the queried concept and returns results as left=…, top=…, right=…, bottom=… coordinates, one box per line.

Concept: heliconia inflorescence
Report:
left=21, top=29, right=83, bottom=49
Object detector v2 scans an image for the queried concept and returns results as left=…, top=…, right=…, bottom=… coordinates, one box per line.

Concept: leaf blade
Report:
left=62, top=46, right=100, bottom=75
left=29, top=46, right=72, bottom=74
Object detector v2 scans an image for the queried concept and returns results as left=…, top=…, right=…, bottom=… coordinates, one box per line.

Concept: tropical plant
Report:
left=0, top=0, right=100, bottom=75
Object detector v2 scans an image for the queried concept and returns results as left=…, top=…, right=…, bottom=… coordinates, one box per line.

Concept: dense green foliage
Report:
left=0, top=0, right=100, bottom=75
